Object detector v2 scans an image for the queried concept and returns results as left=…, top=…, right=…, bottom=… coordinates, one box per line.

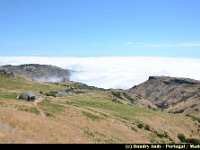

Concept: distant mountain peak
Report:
left=2, top=64, right=71, bottom=82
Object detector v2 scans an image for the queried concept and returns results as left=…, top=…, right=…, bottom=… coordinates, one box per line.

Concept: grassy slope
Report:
left=0, top=76, right=200, bottom=143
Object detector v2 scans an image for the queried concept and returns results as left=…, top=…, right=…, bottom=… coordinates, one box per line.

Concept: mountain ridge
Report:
left=130, top=76, right=200, bottom=118
left=1, top=64, right=71, bottom=82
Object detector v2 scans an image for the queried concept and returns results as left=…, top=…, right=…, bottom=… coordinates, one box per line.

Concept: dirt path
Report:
left=33, top=97, right=46, bottom=118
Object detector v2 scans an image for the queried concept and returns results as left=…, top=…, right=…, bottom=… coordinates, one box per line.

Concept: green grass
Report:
left=0, top=76, right=60, bottom=92
left=122, top=92, right=137, bottom=102
left=39, top=101, right=64, bottom=117
left=44, top=91, right=58, bottom=97
left=58, top=81, right=107, bottom=92
left=69, top=94, right=157, bottom=121
left=111, top=91, right=123, bottom=99
left=0, top=92, right=18, bottom=100
left=0, top=77, right=21, bottom=88
left=17, top=106, right=40, bottom=115
left=82, top=111, right=101, bottom=121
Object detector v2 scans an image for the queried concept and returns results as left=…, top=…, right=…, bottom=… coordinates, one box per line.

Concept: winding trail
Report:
left=33, top=97, right=46, bottom=118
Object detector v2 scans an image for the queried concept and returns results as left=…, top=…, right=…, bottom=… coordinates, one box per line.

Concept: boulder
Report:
left=19, top=91, right=36, bottom=101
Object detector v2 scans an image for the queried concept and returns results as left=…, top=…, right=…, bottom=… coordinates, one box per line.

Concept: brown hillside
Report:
left=1, top=75, right=200, bottom=143
left=130, top=76, right=200, bottom=118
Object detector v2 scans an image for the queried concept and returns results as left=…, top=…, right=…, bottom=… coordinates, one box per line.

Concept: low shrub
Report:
left=185, top=138, right=200, bottom=144
left=138, top=123, right=144, bottom=129
left=144, top=124, right=150, bottom=131
left=177, top=133, right=186, bottom=142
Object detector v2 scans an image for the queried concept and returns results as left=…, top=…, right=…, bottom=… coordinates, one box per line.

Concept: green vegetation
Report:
left=17, top=106, right=40, bottom=115
left=39, top=101, right=64, bottom=117
left=186, top=115, right=200, bottom=123
left=186, top=138, right=200, bottom=144
left=69, top=94, right=156, bottom=121
left=154, top=131, right=166, bottom=138
left=138, top=123, right=144, bottom=129
left=59, top=81, right=107, bottom=92
left=178, top=133, right=200, bottom=144
left=44, top=91, right=58, bottom=97
left=0, top=76, right=60, bottom=92
left=136, top=123, right=150, bottom=132
left=84, top=128, right=95, bottom=138
left=73, top=90, right=86, bottom=94
left=83, top=128, right=103, bottom=143
left=0, top=77, right=23, bottom=89
left=110, top=90, right=139, bottom=104
left=144, top=124, right=150, bottom=131
left=0, top=92, right=18, bottom=100
left=111, top=91, right=123, bottom=99
left=123, top=92, right=136, bottom=102
left=82, top=111, right=101, bottom=121
left=178, top=133, right=186, bottom=142
left=111, top=98, right=123, bottom=104
left=195, top=118, right=200, bottom=123
left=148, top=130, right=173, bottom=143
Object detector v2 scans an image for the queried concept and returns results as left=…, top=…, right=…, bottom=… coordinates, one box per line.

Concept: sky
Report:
left=0, top=0, right=200, bottom=57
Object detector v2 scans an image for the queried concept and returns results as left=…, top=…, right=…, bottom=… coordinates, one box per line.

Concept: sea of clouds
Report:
left=0, top=56, right=200, bottom=89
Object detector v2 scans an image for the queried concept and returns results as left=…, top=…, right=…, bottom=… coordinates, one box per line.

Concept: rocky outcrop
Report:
left=2, top=64, right=71, bottom=82
left=0, top=68, right=16, bottom=78
left=18, top=91, right=36, bottom=101
left=130, top=76, right=200, bottom=118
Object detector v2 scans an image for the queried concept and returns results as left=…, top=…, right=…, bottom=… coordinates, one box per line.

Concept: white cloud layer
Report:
left=0, top=56, right=200, bottom=89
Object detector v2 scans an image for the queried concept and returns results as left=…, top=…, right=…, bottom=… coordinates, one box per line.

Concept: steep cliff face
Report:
left=2, top=64, right=71, bottom=82
left=130, top=76, right=200, bottom=118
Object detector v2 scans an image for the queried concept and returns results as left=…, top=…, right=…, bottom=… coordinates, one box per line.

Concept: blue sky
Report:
left=0, top=0, right=200, bottom=57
